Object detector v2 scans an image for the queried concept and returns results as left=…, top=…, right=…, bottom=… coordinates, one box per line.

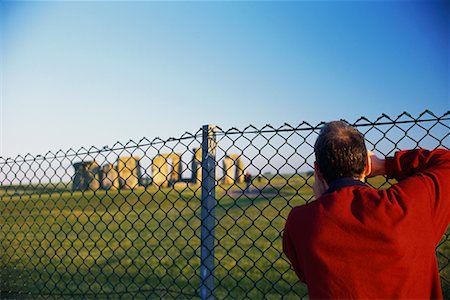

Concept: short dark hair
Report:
left=314, top=121, right=367, bottom=184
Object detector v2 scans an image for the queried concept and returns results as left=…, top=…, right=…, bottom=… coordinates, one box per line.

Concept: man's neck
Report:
left=326, top=177, right=367, bottom=194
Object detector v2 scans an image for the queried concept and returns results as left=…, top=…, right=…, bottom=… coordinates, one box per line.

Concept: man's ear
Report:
left=313, top=161, right=329, bottom=199
left=362, top=151, right=372, bottom=179
left=314, top=161, right=324, bottom=181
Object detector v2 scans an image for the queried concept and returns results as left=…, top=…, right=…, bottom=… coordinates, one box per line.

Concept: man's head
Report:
left=314, top=121, right=368, bottom=184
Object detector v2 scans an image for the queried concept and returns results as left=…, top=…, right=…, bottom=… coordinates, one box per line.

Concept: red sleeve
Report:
left=385, top=148, right=450, bottom=243
left=283, top=211, right=305, bottom=282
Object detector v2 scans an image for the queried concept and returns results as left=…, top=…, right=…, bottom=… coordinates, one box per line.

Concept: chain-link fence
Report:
left=1, top=110, right=449, bottom=299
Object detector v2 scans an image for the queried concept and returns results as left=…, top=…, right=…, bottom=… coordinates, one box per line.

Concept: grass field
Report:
left=1, top=175, right=449, bottom=299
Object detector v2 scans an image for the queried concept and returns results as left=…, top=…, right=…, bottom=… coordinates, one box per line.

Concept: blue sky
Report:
left=1, top=0, right=448, bottom=158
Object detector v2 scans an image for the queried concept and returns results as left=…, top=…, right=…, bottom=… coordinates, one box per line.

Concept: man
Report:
left=283, top=121, right=450, bottom=299
left=244, top=171, right=252, bottom=192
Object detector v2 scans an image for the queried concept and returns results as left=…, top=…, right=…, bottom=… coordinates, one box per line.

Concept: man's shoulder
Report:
left=287, top=200, right=320, bottom=222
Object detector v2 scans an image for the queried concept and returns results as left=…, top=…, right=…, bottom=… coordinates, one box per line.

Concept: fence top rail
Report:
left=0, top=110, right=448, bottom=164
left=0, top=129, right=203, bottom=164
left=214, top=110, right=450, bottom=135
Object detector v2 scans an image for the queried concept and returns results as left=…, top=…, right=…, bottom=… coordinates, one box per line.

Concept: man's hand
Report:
left=367, top=151, right=385, bottom=177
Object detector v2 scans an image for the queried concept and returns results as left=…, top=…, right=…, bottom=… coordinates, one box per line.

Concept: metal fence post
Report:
left=200, top=125, right=217, bottom=300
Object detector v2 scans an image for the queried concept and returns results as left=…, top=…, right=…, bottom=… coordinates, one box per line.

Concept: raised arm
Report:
left=368, top=149, right=450, bottom=243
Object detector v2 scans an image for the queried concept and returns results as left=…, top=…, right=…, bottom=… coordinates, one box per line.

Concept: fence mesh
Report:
left=1, top=110, right=449, bottom=299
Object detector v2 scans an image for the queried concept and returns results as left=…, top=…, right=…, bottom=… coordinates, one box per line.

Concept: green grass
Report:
left=1, top=175, right=449, bottom=299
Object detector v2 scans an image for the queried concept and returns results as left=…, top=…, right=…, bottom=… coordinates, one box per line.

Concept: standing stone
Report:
left=87, top=161, right=101, bottom=190
left=222, top=157, right=234, bottom=185
left=117, top=156, right=141, bottom=189
left=72, top=160, right=101, bottom=191
left=152, top=155, right=169, bottom=188
left=72, top=162, right=87, bottom=191
left=221, top=155, right=245, bottom=184
left=191, top=148, right=202, bottom=184
left=233, top=156, right=245, bottom=183
left=102, top=163, right=119, bottom=190
left=167, top=153, right=182, bottom=183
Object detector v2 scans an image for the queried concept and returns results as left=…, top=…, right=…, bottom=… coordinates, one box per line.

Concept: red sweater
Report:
left=283, top=149, right=450, bottom=299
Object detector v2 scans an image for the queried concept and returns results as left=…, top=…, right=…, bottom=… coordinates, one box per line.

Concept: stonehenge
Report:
left=72, top=157, right=141, bottom=192
left=72, top=149, right=245, bottom=191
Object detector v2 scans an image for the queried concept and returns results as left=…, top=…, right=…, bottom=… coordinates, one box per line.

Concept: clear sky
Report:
left=0, top=0, right=448, bottom=159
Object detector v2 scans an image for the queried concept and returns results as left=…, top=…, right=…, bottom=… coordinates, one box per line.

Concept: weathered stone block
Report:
left=117, top=156, right=141, bottom=189
left=102, top=163, right=119, bottom=190
left=151, top=155, right=169, bottom=188
left=72, top=160, right=101, bottom=191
